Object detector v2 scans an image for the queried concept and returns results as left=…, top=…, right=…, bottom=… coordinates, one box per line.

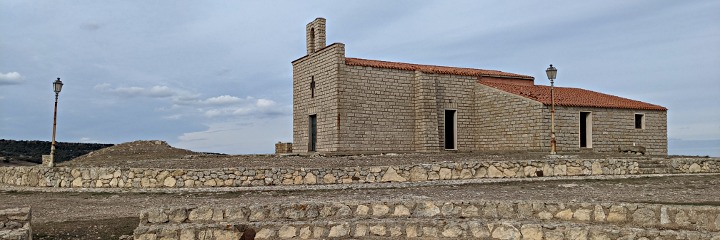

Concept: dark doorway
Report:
left=580, top=112, right=592, bottom=148
left=309, top=115, right=317, bottom=152
left=445, top=110, right=456, bottom=150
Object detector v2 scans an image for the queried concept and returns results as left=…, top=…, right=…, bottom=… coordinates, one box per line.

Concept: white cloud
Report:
left=204, top=107, right=249, bottom=118
left=113, top=85, right=175, bottom=98
left=174, top=117, right=292, bottom=154
left=201, top=95, right=242, bottom=105
left=0, top=72, right=23, bottom=85
left=94, top=83, right=198, bottom=100
left=256, top=98, right=275, bottom=108
left=94, top=83, right=288, bottom=120
left=162, top=114, right=183, bottom=120
left=94, top=83, right=111, bottom=90
left=201, top=98, right=283, bottom=118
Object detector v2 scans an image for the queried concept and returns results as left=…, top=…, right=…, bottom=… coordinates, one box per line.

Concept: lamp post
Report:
left=48, top=77, right=63, bottom=167
left=546, top=65, right=557, bottom=155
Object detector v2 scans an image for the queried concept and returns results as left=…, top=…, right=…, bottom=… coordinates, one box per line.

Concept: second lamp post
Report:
left=546, top=65, right=558, bottom=154
left=48, top=78, right=63, bottom=167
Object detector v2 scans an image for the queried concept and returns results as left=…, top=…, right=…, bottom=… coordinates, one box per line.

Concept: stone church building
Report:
left=292, top=18, right=668, bottom=155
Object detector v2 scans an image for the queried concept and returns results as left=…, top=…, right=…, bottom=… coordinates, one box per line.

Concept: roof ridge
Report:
left=345, top=57, right=533, bottom=79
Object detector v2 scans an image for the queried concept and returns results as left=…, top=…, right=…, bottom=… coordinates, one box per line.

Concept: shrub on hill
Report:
left=0, top=139, right=113, bottom=164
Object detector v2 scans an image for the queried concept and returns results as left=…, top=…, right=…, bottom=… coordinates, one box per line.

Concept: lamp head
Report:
left=545, top=64, right=557, bottom=81
left=53, top=78, right=63, bottom=94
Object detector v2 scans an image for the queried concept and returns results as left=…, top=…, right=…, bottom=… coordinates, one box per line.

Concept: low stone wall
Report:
left=1, top=157, right=718, bottom=189
left=134, top=200, right=720, bottom=239
left=135, top=220, right=720, bottom=240
left=0, top=207, right=31, bottom=240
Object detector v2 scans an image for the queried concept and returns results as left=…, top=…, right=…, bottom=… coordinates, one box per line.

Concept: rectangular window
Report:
left=635, top=114, right=644, bottom=129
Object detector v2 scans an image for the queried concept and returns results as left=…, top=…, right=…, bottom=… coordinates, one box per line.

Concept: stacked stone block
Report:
left=274, top=142, right=292, bottom=154
left=0, top=207, right=31, bottom=240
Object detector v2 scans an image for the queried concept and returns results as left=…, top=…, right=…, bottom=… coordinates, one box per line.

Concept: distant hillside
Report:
left=0, top=139, right=114, bottom=164
left=64, top=140, right=201, bottom=167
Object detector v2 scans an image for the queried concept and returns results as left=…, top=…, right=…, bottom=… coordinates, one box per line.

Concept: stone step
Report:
left=133, top=218, right=720, bottom=240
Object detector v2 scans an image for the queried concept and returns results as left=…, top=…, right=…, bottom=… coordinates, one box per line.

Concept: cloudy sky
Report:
left=1, top=1, right=718, bottom=156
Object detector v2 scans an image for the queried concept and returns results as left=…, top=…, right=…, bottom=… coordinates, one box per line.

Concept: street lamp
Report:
left=546, top=65, right=557, bottom=155
left=48, top=78, right=63, bottom=167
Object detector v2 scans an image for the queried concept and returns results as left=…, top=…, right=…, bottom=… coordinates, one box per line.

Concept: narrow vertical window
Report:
left=580, top=112, right=593, bottom=148
left=310, top=77, right=315, bottom=98
left=635, top=114, right=644, bottom=129
left=309, top=28, right=315, bottom=53
left=444, top=110, right=457, bottom=150
left=309, top=114, right=317, bottom=152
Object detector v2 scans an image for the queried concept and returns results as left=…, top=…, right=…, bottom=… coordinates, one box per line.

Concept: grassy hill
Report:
left=0, top=139, right=114, bottom=164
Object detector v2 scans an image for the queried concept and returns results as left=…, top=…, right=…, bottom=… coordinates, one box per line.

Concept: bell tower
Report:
left=306, top=18, right=326, bottom=55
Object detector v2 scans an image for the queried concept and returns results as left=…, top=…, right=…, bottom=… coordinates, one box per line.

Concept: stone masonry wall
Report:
left=0, top=207, right=31, bottom=240
left=432, top=73, right=480, bottom=151
left=337, top=63, right=482, bottom=152
left=133, top=200, right=720, bottom=239
left=554, top=107, right=668, bottom=155
left=474, top=84, right=668, bottom=155
left=337, top=64, right=418, bottom=152
left=413, top=71, right=440, bottom=152
left=1, top=158, right=717, bottom=189
left=475, top=84, right=547, bottom=151
left=292, top=43, right=345, bottom=153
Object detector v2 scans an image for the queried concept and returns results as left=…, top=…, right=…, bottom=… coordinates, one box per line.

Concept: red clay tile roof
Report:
left=345, top=57, right=533, bottom=79
left=480, top=81, right=667, bottom=111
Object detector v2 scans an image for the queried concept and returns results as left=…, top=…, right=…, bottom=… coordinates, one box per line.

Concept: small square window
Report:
left=634, top=114, right=644, bottom=129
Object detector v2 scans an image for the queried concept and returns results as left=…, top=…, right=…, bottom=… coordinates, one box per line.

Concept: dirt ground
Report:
left=2, top=174, right=719, bottom=239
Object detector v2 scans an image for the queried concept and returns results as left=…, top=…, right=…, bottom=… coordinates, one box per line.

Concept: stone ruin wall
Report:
left=0, top=158, right=718, bottom=189
left=274, top=142, right=293, bottom=154
left=0, top=207, right=31, bottom=240
left=134, top=200, right=720, bottom=239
